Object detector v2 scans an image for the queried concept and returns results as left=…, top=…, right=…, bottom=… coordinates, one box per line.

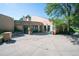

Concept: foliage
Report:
left=53, top=19, right=65, bottom=27
left=19, top=17, right=23, bottom=21
left=19, top=15, right=31, bottom=21
left=45, top=3, right=74, bottom=18
left=71, top=4, right=79, bottom=28
left=45, top=3, right=79, bottom=33
left=54, top=19, right=68, bottom=33
left=26, top=15, right=31, bottom=21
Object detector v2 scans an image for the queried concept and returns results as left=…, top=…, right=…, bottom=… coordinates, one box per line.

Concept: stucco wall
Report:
left=0, top=14, right=14, bottom=32
left=15, top=24, right=24, bottom=31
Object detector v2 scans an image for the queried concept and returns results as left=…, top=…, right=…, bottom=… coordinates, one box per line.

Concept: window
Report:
left=44, top=26, right=46, bottom=31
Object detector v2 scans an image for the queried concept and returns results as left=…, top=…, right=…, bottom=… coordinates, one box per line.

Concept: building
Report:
left=0, top=14, right=53, bottom=34
left=0, top=14, right=14, bottom=33
left=15, top=16, right=53, bottom=34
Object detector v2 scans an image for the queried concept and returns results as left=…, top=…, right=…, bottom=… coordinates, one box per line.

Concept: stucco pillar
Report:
left=50, top=25, right=53, bottom=32
left=38, top=25, right=40, bottom=32
left=46, top=25, right=48, bottom=32
left=42, top=26, right=44, bottom=32
left=28, top=26, right=32, bottom=35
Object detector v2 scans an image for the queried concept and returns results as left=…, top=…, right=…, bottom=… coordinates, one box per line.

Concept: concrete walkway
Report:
left=0, top=34, right=79, bottom=56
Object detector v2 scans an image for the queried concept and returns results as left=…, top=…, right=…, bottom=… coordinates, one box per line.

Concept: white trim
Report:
left=50, top=25, right=53, bottom=32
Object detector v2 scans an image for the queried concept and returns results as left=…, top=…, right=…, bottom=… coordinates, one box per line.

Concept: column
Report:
left=42, top=25, right=44, bottom=32
left=46, top=25, right=48, bottom=32
left=38, top=25, right=40, bottom=32
left=50, top=25, right=53, bottom=32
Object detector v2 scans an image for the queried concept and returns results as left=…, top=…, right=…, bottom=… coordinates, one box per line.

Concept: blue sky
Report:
left=0, top=3, right=48, bottom=20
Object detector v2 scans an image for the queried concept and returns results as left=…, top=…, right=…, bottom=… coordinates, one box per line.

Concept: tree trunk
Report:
left=67, top=19, right=71, bottom=34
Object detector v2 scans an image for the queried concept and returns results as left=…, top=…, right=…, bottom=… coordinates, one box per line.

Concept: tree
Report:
left=19, top=15, right=32, bottom=34
left=45, top=3, right=75, bottom=33
left=26, top=15, right=31, bottom=21
left=71, top=4, right=79, bottom=28
left=26, top=15, right=32, bottom=34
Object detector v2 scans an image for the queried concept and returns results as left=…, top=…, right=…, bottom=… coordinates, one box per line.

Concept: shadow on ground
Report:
left=5, top=40, right=16, bottom=44
left=64, top=33, right=79, bottom=45
left=70, top=34, right=79, bottom=45
left=0, top=39, right=16, bottom=45
left=12, top=32, right=25, bottom=38
left=32, top=32, right=50, bottom=35
left=0, top=42, right=3, bottom=45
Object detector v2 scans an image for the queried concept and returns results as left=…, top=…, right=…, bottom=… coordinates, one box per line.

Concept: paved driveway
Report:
left=0, top=34, right=79, bottom=56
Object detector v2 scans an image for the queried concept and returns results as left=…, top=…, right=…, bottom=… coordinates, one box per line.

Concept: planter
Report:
left=3, top=32, right=12, bottom=41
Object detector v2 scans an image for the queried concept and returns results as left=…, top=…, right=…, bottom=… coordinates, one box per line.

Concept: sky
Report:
left=0, top=3, right=48, bottom=20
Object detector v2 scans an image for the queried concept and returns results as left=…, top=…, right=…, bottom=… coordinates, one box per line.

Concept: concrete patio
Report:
left=0, top=34, right=79, bottom=56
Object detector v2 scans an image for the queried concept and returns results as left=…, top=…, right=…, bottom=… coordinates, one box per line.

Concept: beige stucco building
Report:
left=0, top=14, right=53, bottom=34
left=15, top=16, right=53, bottom=34
left=0, top=14, right=14, bottom=33
left=31, top=16, right=53, bottom=32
